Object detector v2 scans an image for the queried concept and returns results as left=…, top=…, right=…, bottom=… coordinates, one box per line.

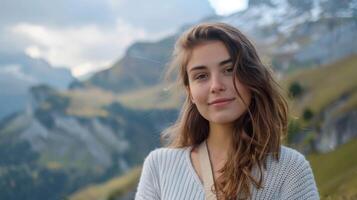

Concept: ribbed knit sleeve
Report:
left=135, top=150, right=161, bottom=200
left=279, top=148, right=320, bottom=200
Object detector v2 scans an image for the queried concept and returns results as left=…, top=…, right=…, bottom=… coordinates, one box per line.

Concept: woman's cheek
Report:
left=191, top=85, right=208, bottom=104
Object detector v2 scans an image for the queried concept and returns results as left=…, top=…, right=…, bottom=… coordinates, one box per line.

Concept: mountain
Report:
left=80, top=0, right=357, bottom=93
left=219, top=0, right=357, bottom=70
left=74, top=0, right=357, bottom=155
left=283, top=55, right=357, bottom=153
left=74, top=37, right=176, bottom=93
left=1, top=0, right=356, bottom=199
left=0, top=53, right=74, bottom=119
left=0, top=85, right=177, bottom=200
left=0, top=1, right=215, bottom=197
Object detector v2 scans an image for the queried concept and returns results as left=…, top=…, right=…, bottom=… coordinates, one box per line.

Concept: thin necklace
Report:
left=205, top=141, right=219, bottom=199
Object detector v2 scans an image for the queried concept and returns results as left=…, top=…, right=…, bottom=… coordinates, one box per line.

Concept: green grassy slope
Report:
left=68, top=166, right=141, bottom=200
left=308, top=138, right=357, bottom=199
left=283, top=55, right=357, bottom=117
left=62, top=83, right=182, bottom=118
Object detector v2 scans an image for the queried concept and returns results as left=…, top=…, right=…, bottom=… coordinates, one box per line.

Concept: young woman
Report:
left=135, top=22, right=319, bottom=200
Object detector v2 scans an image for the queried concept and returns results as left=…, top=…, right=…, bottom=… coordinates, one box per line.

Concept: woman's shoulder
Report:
left=280, top=145, right=305, bottom=157
left=266, top=145, right=312, bottom=174
left=148, top=146, right=189, bottom=156
left=144, top=146, right=190, bottom=165
left=270, top=146, right=319, bottom=198
left=279, top=145, right=309, bottom=164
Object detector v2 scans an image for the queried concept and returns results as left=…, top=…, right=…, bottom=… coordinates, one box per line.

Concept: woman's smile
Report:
left=208, top=97, right=236, bottom=107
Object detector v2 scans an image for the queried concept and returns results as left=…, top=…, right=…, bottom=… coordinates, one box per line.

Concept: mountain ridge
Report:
left=79, top=0, right=357, bottom=93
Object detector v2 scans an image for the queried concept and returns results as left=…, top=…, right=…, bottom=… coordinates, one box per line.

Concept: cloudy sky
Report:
left=0, top=0, right=247, bottom=78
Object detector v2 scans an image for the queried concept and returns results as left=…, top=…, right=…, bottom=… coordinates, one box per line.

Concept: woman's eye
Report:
left=224, top=67, right=233, bottom=74
left=194, top=73, right=208, bottom=80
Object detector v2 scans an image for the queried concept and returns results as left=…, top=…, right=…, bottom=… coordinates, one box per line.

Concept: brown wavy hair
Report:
left=162, top=22, right=288, bottom=199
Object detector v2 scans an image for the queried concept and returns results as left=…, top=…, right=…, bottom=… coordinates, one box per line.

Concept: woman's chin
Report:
left=207, top=117, right=238, bottom=125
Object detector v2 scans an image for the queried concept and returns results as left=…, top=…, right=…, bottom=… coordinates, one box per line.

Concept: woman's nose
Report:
left=210, top=74, right=226, bottom=93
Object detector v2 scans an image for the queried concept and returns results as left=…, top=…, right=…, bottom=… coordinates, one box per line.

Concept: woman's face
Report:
left=186, top=41, right=252, bottom=125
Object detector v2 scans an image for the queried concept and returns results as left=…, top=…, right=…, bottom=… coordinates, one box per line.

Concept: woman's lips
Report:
left=208, top=98, right=235, bottom=106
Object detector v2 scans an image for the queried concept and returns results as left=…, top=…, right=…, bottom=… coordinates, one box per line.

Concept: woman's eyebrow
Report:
left=219, top=58, right=232, bottom=66
left=189, top=65, right=206, bottom=73
left=189, top=58, right=232, bottom=73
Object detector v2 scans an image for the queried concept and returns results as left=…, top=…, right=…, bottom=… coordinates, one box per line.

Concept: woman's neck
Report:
left=206, top=122, right=234, bottom=160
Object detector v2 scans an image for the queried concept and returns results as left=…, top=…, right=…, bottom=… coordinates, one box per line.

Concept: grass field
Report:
left=309, top=138, right=357, bottom=199
left=68, top=166, right=142, bottom=200
left=283, top=55, right=357, bottom=117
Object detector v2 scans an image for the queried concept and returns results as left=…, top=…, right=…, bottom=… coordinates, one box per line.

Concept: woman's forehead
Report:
left=186, top=41, right=231, bottom=71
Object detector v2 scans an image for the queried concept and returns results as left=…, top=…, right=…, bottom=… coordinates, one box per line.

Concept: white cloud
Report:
left=25, top=45, right=42, bottom=59
left=208, top=0, right=248, bottom=15
left=10, top=19, right=170, bottom=77
left=0, top=64, right=38, bottom=83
